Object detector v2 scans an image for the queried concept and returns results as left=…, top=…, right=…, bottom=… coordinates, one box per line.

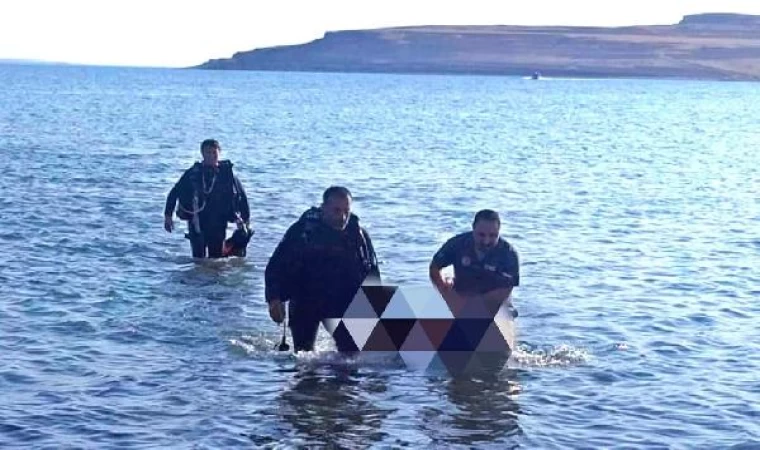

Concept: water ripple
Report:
left=1, top=64, right=759, bottom=449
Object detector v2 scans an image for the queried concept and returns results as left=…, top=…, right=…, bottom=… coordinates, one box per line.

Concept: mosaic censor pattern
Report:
left=325, top=283, right=516, bottom=376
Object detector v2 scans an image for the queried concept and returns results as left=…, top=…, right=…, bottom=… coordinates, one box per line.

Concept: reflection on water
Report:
left=257, top=353, right=523, bottom=449
left=422, top=369, right=522, bottom=448
left=166, top=256, right=253, bottom=288
left=277, top=365, right=396, bottom=449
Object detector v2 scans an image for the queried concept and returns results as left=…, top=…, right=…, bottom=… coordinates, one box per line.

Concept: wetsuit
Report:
left=265, top=207, right=381, bottom=352
left=164, top=160, right=250, bottom=258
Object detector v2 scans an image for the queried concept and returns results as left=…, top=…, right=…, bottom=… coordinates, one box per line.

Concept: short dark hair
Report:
left=322, top=186, right=352, bottom=203
left=473, top=209, right=500, bottom=227
left=200, top=139, right=220, bottom=151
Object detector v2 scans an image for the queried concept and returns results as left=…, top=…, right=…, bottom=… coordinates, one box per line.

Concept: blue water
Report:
left=1, top=64, right=759, bottom=449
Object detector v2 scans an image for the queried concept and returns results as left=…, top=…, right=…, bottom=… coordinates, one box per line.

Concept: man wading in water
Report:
left=163, top=139, right=252, bottom=258
left=264, top=186, right=381, bottom=353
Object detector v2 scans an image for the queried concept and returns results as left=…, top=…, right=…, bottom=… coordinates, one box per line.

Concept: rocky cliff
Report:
left=194, top=13, right=760, bottom=81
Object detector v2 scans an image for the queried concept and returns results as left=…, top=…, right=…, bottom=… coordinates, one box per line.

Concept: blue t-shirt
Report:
left=432, top=232, right=520, bottom=295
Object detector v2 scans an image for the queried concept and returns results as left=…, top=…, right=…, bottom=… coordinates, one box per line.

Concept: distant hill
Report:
left=194, top=13, right=760, bottom=81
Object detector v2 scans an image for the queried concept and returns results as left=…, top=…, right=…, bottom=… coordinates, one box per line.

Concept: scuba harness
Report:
left=298, top=208, right=376, bottom=275
left=176, top=160, right=242, bottom=232
left=174, top=160, right=252, bottom=256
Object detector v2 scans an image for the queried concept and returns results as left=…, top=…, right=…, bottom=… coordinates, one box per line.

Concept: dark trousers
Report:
left=289, top=310, right=358, bottom=354
left=187, top=220, right=227, bottom=258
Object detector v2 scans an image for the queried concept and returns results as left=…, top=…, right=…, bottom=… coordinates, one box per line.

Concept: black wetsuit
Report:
left=265, top=207, right=381, bottom=352
left=164, top=160, right=250, bottom=258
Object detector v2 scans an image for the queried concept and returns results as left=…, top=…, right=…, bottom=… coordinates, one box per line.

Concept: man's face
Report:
left=322, top=195, right=352, bottom=230
left=201, top=145, right=220, bottom=166
left=473, top=219, right=500, bottom=252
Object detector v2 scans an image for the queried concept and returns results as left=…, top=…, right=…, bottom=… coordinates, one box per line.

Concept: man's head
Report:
left=200, top=139, right=220, bottom=166
left=472, top=209, right=501, bottom=252
left=320, top=186, right=353, bottom=230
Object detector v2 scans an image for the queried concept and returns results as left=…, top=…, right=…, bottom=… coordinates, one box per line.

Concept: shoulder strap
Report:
left=298, top=217, right=319, bottom=244
left=354, top=225, right=376, bottom=269
left=217, top=161, right=243, bottom=219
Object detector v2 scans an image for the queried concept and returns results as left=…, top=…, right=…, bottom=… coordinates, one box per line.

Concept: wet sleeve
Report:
left=363, top=228, right=381, bottom=282
left=233, top=176, right=251, bottom=224
left=163, top=175, right=185, bottom=217
left=264, top=222, right=303, bottom=303
left=431, top=237, right=459, bottom=269
left=502, top=248, right=520, bottom=287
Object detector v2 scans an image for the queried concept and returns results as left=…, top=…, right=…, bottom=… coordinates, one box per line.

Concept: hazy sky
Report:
left=1, top=0, right=760, bottom=67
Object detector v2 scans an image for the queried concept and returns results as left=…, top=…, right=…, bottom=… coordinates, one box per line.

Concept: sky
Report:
left=1, top=0, right=760, bottom=68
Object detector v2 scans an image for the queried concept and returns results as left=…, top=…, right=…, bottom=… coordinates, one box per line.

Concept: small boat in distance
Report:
left=531, top=71, right=542, bottom=80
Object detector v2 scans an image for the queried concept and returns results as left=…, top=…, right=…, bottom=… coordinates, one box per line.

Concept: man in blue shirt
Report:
left=429, top=209, right=520, bottom=308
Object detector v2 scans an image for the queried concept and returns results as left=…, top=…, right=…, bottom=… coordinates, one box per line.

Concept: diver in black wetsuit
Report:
left=163, top=139, right=251, bottom=258
left=264, top=186, right=381, bottom=353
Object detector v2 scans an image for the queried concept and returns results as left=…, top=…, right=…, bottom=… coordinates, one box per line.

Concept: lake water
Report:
left=1, top=64, right=759, bottom=449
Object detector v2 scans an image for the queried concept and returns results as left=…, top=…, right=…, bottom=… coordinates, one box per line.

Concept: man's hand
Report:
left=164, top=215, right=174, bottom=232
left=437, top=276, right=461, bottom=302
left=429, top=263, right=455, bottom=295
left=268, top=299, right=285, bottom=323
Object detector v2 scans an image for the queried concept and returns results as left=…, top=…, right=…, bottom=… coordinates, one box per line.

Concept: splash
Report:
left=509, top=343, right=592, bottom=368
left=229, top=330, right=407, bottom=375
